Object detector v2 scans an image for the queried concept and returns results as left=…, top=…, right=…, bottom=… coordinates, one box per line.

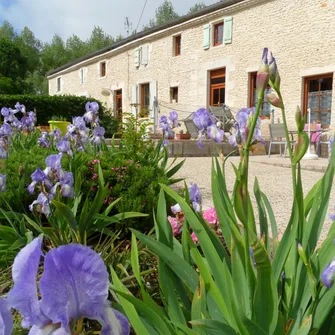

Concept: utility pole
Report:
left=124, top=17, right=132, bottom=37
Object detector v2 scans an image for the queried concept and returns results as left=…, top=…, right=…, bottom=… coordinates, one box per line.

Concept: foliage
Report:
left=0, top=38, right=28, bottom=94
left=99, top=108, right=120, bottom=138
left=188, top=2, right=207, bottom=13
left=110, top=50, right=335, bottom=334
left=143, top=0, right=179, bottom=30
left=0, top=95, right=106, bottom=125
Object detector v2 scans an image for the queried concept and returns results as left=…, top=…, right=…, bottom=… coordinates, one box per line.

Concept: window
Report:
left=99, top=61, right=106, bottom=77
left=141, top=83, right=150, bottom=111
left=174, top=35, right=181, bottom=56
left=213, top=22, right=224, bottom=46
left=209, top=68, right=225, bottom=106
left=249, top=72, right=272, bottom=116
left=303, top=74, right=333, bottom=126
left=80, top=68, right=84, bottom=84
left=170, top=87, right=178, bottom=102
left=56, top=77, right=61, bottom=92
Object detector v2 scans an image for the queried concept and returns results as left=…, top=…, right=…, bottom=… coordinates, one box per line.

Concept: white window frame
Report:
left=80, top=68, right=85, bottom=84
left=56, top=76, right=62, bottom=92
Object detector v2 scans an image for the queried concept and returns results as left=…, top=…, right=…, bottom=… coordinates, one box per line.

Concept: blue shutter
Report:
left=135, top=48, right=140, bottom=67
left=149, top=81, right=157, bottom=118
left=203, top=24, right=210, bottom=50
left=131, top=84, right=138, bottom=115
left=224, top=17, right=233, bottom=44
left=141, top=45, right=148, bottom=65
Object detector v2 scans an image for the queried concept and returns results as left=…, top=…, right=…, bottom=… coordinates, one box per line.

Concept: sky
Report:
left=0, top=0, right=218, bottom=42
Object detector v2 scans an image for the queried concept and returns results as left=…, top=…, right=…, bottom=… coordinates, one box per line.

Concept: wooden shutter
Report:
left=135, top=48, right=140, bottom=67
left=131, top=84, right=138, bottom=115
left=203, top=24, right=210, bottom=50
left=224, top=17, right=233, bottom=44
left=141, top=45, right=148, bottom=65
left=149, top=81, right=157, bottom=117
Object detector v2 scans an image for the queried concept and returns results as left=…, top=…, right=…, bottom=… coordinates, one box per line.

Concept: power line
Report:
left=136, top=0, right=148, bottom=33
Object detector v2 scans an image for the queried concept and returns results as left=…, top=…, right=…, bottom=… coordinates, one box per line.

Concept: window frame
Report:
left=99, top=61, right=106, bottom=78
left=80, top=68, right=84, bottom=84
left=170, top=86, right=179, bottom=103
left=174, top=35, right=181, bottom=56
left=213, top=22, right=224, bottom=47
left=56, top=77, right=62, bottom=92
left=140, top=83, right=150, bottom=111
left=303, top=73, right=333, bottom=125
left=209, top=68, right=225, bottom=106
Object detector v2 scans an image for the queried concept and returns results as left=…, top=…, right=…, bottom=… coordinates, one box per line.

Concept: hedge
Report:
left=0, top=94, right=107, bottom=125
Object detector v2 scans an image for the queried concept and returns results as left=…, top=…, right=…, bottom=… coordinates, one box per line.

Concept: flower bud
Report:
left=295, top=106, right=306, bottom=132
left=269, top=52, right=281, bottom=90
left=267, top=92, right=283, bottom=108
left=256, top=48, right=270, bottom=97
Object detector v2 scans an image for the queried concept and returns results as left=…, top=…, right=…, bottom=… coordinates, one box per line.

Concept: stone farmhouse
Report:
left=47, top=0, right=335, bottom=136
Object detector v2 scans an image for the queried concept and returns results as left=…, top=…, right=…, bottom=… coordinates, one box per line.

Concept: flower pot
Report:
left=37, top=126, right=51, bottom=132
left=48, top=121, right=71, bottom=136
left=176, top=133, right=191, bottom=140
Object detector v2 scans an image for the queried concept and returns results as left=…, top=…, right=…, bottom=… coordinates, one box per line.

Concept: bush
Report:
left=0, top=94, right=107, bottom=126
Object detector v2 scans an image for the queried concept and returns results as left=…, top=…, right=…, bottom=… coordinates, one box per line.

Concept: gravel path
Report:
left=170, top=156, right=335, bottom=242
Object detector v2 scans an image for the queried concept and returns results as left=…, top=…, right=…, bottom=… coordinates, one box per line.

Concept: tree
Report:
left=0, top=21, right=17, bottom=41
left=86, top=26, right=114, bottom=54
left=188, top=2, right=206, bottom=13
left=0, top=38, right=28, bottom=94
left=143, top=0, right=179, bottom=30
left=66, top=34, right=87, bottom=60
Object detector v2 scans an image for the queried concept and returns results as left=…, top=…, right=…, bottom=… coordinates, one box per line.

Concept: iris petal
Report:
left=40, top=244, right=110, bottom=329
left=100, top=306, right=130, bottom=335
left=0, top=298, right=13, bottom=335
left=28, top=324, right=60, bottom=335
left=7, top=237, right=49, bottom=328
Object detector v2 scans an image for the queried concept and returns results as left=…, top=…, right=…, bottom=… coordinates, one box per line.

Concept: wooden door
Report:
left=115, top=89, right=122, bottom=121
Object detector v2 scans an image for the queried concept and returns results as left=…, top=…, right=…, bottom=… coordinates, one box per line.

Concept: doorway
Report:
left=115, top=89, right=122, bottom=121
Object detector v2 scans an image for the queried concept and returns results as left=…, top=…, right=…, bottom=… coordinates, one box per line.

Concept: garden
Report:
left=1, top=48, right=335, bottom=335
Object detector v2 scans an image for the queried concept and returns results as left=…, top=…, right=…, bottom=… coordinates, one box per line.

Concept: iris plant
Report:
left=2, top=237, right=130, bottom=334
left=159, top=111, right=179, bottom=146
left=192, top=108, right=224, bottom=148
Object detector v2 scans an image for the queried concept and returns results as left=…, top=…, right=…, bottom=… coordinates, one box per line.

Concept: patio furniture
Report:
left=316, top=131, right=331, bottom=157
left=268, top=124, right=290, bottom=157
left=208, top=104, right=235, bottom=133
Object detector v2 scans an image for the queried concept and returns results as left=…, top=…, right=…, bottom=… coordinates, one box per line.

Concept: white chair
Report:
left=268, top=124, right=290, bottom=157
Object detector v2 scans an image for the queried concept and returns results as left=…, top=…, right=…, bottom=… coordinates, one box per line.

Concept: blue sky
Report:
left=0, top=0, right=217, bottom=42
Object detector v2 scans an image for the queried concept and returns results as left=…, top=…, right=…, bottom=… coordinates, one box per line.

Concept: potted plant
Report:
left=139, top=109, right=149, bottom=118
left=48, top=115, right=71, bottom=136
left=176, top=129, right=191, bottom=140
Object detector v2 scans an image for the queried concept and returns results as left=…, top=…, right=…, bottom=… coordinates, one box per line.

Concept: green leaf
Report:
left=189, top=320, right=238, bottom=335
left=292, top=131, right=309, bottom=164
left=191, top=276, right=206, bottom=334
left=52, top=200, right=77, bottom=232
left=166, top=159, right=185, bottom=178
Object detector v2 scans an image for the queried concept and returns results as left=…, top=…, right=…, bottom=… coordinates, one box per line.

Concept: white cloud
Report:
left=0, top=0, right=216, bottom=42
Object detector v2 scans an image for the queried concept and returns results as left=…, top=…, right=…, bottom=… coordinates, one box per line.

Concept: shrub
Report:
left=0, top=94, right=106, bottom=126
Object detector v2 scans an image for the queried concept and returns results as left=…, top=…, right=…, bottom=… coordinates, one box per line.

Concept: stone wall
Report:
left=48, top=0, right=335, bottom=139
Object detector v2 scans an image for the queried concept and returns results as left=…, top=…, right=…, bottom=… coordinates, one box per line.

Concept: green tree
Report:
left=188, top=2, right=206, bottom=13
left=143, top=0, right=179, bottom=30
left=0, top=21, right=17, bottom=41
left=86, top=26, right=114, bottom=54
left=66, top=34, right=87, bottom=60
left=0, top=38, right=28, bottom=94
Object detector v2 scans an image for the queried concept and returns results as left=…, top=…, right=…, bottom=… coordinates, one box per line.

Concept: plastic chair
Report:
left=268, top=124, right=289, bottom=157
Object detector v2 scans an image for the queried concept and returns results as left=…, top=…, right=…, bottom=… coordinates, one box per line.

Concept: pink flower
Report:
left=92, top=173, right=98, bottom=180
left=168, top=216, right=180, bottom=236
left=191, top=232, right=199, bottom=244
left=203, top=207, right=219, bottom=226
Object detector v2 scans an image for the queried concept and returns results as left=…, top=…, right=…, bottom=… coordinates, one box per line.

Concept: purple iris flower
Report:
left=51, top=128, right=61, bottom=140
left=207, top=125, right=224, bottom=143
left=92, top=126, right=105, bottom=146
left=28, top=168, right=48, bottom=194
left=229, top=107, right=264, bottom=147
left=321, top=258, right=335, bottom=288
left=0, top=298, right=13, bottom=335
left=46, top=154, right=62, bottom=170
left=15, top=102, right=26, bottom=113
left=51, top=171, right=74, bottom=198
left=0, top=174, right=6, bottom=192
left=188, top=183, right=201, bottom=211
left=86, top=101, right=99, bottom=113
left=171, top=203, right=182, bottom=214
left=29, top=192, right=51, bottom=216
left=0, top=123, right=13, bottom=137
left=7, top=237, right=130, bottom=334
left=0, top=143, right=7, bottom=159
left=192, top=108, right=216, bottom=130
left=56, top=139, right=73, bottom=156
left=169, top=111, right=179, bottom=128
left=38, top=132, right=51, bottom=148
